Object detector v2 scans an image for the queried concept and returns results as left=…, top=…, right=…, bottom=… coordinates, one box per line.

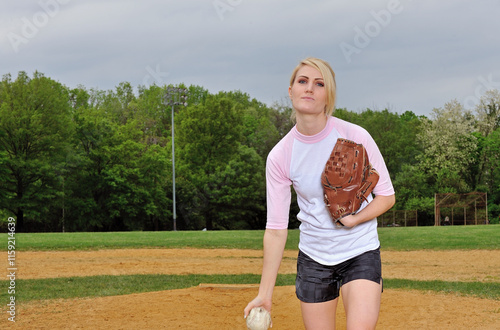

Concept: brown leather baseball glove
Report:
left=322, top=138, right=380, bottom=226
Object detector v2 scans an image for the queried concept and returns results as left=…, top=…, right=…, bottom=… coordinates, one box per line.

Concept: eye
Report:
left=298, top=79, right=307, bottom=84
left=316, top=81, right=324, bottom=87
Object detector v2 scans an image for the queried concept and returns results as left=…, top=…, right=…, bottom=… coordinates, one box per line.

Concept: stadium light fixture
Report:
left=164, top=87, right=189, bottom=231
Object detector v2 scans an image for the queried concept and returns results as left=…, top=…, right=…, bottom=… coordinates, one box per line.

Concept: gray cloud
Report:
left=1, top=0, right=499, bottom=116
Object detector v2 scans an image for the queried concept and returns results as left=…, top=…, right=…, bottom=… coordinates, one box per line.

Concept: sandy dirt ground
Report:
left=2, top=249, right=499, bottom=329
left=14, top=248, right=500, bottom=282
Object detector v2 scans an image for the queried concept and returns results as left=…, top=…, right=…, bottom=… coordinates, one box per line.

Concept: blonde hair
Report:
left=289, top=57, right=337, bottom=116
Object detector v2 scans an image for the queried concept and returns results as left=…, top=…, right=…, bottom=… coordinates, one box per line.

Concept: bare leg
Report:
left=300, top=298, right=338, bottom=330
left=341, top=279, right=382, bottom=330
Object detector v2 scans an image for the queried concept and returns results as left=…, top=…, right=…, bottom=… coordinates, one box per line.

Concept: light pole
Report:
left=164, top=87, right=188, bottom=231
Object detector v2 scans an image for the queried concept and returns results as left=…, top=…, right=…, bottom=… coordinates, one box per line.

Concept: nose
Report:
left=305, top=82, right=314, bottom=93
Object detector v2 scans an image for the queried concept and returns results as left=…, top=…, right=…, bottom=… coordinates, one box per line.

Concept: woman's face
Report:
left=289, top=65, right=327, bottom=116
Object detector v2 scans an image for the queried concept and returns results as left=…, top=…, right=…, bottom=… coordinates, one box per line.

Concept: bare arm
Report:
left=244, top=228, right=288, bottom=317
left=340, top=194, right=395, bottom=228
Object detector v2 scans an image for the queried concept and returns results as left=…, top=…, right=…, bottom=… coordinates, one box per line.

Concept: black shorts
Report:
left=295, top=248, right=382, bottom=303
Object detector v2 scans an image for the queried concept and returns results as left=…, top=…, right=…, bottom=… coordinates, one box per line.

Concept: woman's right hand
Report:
left=243, top=295, right=272, bottom=319
left=243, top=229, right=287, bottom=320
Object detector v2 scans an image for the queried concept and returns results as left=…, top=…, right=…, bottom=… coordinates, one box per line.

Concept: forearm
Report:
left=342, top=194, right=395, bottom=227
left=258, top=228, right=288, bottom=300
left=244, top=228, right=288, bottom=317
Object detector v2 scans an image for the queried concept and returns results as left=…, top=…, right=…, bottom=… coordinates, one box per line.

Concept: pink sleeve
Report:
left=360, top=135, right=395, bottom=196
left=265, top=135, right=293, bottom=230
left=334, top=118, right=395, bottom=197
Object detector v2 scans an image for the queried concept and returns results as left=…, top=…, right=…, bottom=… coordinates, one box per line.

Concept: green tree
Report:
left=362, top=109, right=421, bottom=177
left=176, top=94, right=251, bottom=230
left=335, top=108, right=423, bottom=179
left=68, top=104, right=119, bottom=230
left=473, top=90, right=500, bottom=196
left=137, top=144, right=172, bottom=230
left=208, top=144, right=265, bottom=229
left=483, top=128, right=500, bottom=204
left=0, top=148, right=10, bottom=210
left=0, top=72, right=73, bottom=231
left=417, top=100, right=477, bottom=193
left=475, top=89, right=500, bottom=137
left=240, top=104, right=280, bottom=159
left=135, top=84, right=171, bottom=146
left=67, top=91, right=172, bottom=231
left=133, top=84, right=208, bottom=146
left=269, top=101, right=295, bottom=139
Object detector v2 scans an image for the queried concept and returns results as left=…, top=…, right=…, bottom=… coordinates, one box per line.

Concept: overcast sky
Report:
left=1, top=0, right=499, bottom=117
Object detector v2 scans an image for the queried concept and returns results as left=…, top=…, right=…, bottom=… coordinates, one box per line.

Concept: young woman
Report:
left=244, top=57, right=395, bottom=329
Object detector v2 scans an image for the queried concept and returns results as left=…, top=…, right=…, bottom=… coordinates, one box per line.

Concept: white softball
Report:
left=246, top=307, right=271, bottom=330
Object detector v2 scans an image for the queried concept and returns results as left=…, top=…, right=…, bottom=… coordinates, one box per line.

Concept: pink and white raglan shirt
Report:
left=266, top=116, right=395, bottom=265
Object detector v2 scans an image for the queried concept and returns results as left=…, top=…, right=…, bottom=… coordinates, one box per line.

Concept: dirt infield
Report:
left=3, top=249, right=500, bottom=329
left=15, top=248, right=500, bottom=282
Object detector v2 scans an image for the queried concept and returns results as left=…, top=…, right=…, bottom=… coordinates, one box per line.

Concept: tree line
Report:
left=0, top=72, right=499, bottom=232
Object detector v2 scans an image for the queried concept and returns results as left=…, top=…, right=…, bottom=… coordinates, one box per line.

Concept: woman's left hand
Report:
left=338, top=194, right=396, bottom=228
left=338, top=214, right=358, bottom=228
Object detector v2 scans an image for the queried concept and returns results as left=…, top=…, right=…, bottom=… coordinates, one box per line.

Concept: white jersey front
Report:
left=266, top=116, right=395, bottom=265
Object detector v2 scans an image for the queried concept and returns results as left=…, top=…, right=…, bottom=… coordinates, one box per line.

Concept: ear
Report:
left=288, top=86, right=292, bottom=99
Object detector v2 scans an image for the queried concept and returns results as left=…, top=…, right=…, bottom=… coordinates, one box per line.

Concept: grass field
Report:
left=9, top=274, right=500, bottom=303
left=2, top=225, right=499, bottom=305
left=9, top=224, right=500, bottom=251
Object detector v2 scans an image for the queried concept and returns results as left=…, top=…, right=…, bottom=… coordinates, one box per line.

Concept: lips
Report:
left=301, top=96, right=315, bottom=101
